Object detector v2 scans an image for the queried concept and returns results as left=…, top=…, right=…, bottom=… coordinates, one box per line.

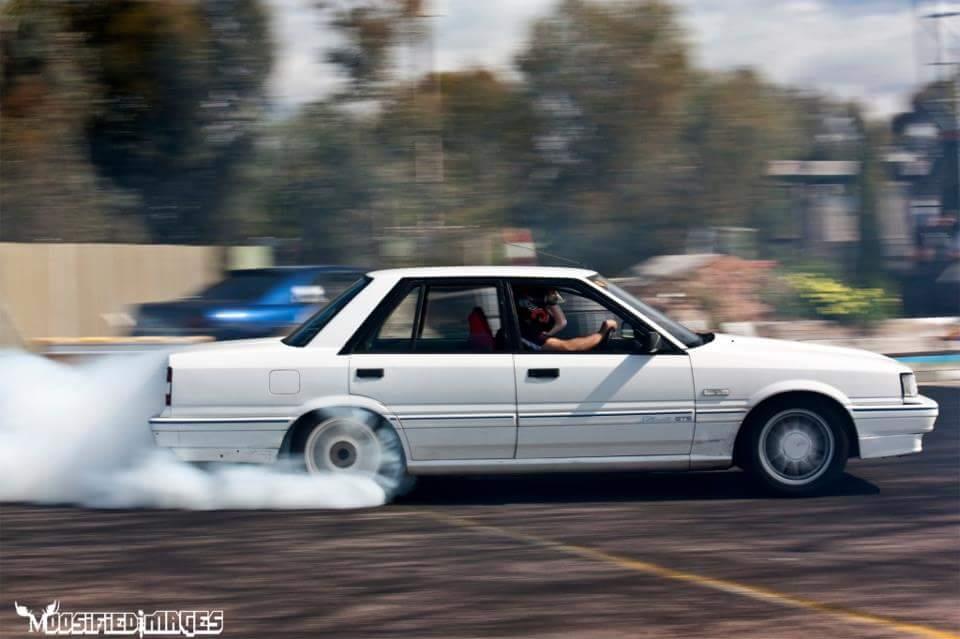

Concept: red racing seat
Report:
left=467, top=306, right=495, bottom=352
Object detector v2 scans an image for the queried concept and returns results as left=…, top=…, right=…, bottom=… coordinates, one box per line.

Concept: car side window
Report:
left=358, top=286, right=421, bottom=353
left=511, top=281, right=645, bottom=354
left=358, top=283, right=506, bottom=354
left=416, top=285, right=504, bottom=353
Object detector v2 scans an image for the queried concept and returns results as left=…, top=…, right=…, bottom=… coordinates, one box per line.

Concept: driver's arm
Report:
left=544, top=304, right=567, bottom=337
left=542, top=319, right=617, bottom=353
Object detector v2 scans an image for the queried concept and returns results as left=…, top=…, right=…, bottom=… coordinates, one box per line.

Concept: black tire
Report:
left=743, top=399, right=849, bottom=496
left=296, top=408, right=416, bottom=500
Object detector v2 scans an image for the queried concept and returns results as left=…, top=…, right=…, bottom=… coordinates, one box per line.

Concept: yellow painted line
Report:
left=421, top=511, right=959, bottom=639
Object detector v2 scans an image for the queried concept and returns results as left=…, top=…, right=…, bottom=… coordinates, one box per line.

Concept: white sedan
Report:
left=150, top=266, right=938, bottom=497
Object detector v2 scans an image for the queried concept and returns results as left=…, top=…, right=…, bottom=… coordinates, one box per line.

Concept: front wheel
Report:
left=302, top=413, right=415, bottom=498
left=745, top=404, right=849, bottom=496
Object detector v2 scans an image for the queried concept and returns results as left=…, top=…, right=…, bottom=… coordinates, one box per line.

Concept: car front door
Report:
left=509, top=279, right=696, bottom=459
left=348, top=279, right=517, bottom=461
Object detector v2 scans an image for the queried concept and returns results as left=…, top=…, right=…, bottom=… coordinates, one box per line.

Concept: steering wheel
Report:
left=599, top=325, right=612, bottom=348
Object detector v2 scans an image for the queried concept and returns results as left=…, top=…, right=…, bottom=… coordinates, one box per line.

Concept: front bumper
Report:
left=851, top=394, right=939, bottom=459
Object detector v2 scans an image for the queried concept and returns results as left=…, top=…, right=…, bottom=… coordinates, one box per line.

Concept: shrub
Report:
left=781, top=272, right=899, bottom=326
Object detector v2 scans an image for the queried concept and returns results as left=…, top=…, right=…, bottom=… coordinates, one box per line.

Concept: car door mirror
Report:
left=635, top=330, right=662, bottom=354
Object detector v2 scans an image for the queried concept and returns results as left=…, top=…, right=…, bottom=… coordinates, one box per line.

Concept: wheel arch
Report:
left=279, top=395, right=411, bottom=462
left=733, top=386, right=860, bottom=466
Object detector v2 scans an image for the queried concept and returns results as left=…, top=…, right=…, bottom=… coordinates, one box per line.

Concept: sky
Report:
left=265, top=0, right=958, bottom=119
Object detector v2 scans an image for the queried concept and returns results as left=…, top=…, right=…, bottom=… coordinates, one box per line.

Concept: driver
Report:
left=515, top=286, right=617, bottom=352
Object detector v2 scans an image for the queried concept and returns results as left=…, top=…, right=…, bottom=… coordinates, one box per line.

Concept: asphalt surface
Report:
left=2, top=386, right=958, bottom=638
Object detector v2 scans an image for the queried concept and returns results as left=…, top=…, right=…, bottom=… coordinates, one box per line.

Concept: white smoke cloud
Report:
left=0, top=350, right=386, bottom=510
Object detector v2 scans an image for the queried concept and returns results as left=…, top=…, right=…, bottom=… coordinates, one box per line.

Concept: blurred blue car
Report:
left=131, top=266, right=364, bottom=341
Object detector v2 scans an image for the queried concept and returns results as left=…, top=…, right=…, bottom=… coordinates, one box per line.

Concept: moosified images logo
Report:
left=14, top=601, right=224, bottom=637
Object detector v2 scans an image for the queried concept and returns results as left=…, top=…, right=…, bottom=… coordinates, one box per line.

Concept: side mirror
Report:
left=648, top=332, right=662, bottom=353
left=635, top=331, right=661, bottom=354
left=291, top=285, right=326, bottom=304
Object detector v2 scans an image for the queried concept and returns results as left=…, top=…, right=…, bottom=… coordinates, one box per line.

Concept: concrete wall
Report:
left=0, top=243, right=222, bottom=339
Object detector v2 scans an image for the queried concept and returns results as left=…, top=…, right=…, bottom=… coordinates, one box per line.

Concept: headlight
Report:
left=209, top=310, right=250, bottom=321
left=900, top=372, right=918, bottom=399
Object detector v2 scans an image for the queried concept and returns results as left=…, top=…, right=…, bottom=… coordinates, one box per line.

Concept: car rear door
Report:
left=509, top=279, right=696, bottom=459
left=348, top=279, right=517, bottom=461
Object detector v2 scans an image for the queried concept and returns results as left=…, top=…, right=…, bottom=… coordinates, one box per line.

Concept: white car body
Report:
left=150, top=266, right=938, bottom=480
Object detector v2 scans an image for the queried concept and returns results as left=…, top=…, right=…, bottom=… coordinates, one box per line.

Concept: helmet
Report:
left=517, top=294, right=553, bottom=332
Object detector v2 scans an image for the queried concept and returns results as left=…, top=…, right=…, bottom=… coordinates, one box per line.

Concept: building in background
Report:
left=766, top=160, right=861, bottom=262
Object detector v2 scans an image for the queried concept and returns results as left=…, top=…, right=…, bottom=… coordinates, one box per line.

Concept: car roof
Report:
left=366, top=265, right=598, bottom=280
left=226, top=266, right=365, bottom=275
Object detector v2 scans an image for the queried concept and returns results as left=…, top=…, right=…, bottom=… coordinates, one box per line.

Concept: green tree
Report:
left=0, top=0, right=274, bottom=244
left=374, top=69, right=535, bottom=230
left=681, top=70, right=810, bottom=243
left=515, top=0, right=691, bottom=272
left=0, top=0, right=143, bottom=241
left=74, top=0, right=274, bottom=243
left=321, top=0, right=427, bottom=100
left=248, top=104, right=381, bottom=264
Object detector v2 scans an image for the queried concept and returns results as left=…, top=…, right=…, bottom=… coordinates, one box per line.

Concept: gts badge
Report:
left=640, top=414, right=693, bottom=424
left=702, top=388, right=730, bottom=397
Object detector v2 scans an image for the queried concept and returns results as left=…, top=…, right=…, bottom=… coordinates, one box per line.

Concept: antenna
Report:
left=502, top=242, right=587, bottom=268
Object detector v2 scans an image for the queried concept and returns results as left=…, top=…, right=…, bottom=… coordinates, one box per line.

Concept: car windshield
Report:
left=283, top=276, right=371, bottom=347
left=195, top=271, right=284, bottom=301
left=590, top=275, right=704, bottom=348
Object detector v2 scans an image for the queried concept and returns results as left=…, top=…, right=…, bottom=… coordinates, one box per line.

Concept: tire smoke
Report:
left=0, top=350, right=386, bottom=509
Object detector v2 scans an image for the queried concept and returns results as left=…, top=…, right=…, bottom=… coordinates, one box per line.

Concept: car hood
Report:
left=697, top=333, right=899, bottom=366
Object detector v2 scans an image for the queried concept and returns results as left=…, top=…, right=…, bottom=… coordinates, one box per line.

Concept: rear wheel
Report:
left=301, top=412, right=415, bottom=498
left=745, top=403, right=849, bottom=496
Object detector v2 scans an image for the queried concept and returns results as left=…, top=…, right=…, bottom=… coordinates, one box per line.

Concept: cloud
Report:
left=264, top=0, right=554, bottom=107
left=263, top=0, right=345, bottom=108
left=674, top=0, right=920, bottom=117
left=432, top=0, right=556, bottom=74
left=264, top=0, right=926, bottom=118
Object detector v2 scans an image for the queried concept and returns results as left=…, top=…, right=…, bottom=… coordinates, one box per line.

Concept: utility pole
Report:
left=406, top=0, right=444, bottom=187
left=920, top=3, right=960, bottom=219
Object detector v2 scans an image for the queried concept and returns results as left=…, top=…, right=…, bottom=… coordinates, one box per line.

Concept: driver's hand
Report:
left=601, top=319, right=618, bottom=334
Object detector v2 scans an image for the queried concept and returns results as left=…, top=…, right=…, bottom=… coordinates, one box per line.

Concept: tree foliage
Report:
left=2, top=0, right=893, bottom=281
left=1, top=0, right=273, bottom=243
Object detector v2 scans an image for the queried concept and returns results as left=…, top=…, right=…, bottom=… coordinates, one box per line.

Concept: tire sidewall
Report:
left=746, top=401, right=849, bottom=496
left=299, top=412, right=415, bottom=499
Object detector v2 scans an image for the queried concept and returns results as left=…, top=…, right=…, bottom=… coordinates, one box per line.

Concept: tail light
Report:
left=165, top=366, right=173, bottom=406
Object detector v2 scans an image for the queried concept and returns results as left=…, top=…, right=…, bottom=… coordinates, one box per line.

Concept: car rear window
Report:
left=283, top=276, right=371, bottom=347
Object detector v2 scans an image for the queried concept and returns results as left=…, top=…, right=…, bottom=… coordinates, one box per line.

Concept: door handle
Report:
left=356, top=368, right=384, bottom=379
left=528, top=368, right=559, bottom=379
